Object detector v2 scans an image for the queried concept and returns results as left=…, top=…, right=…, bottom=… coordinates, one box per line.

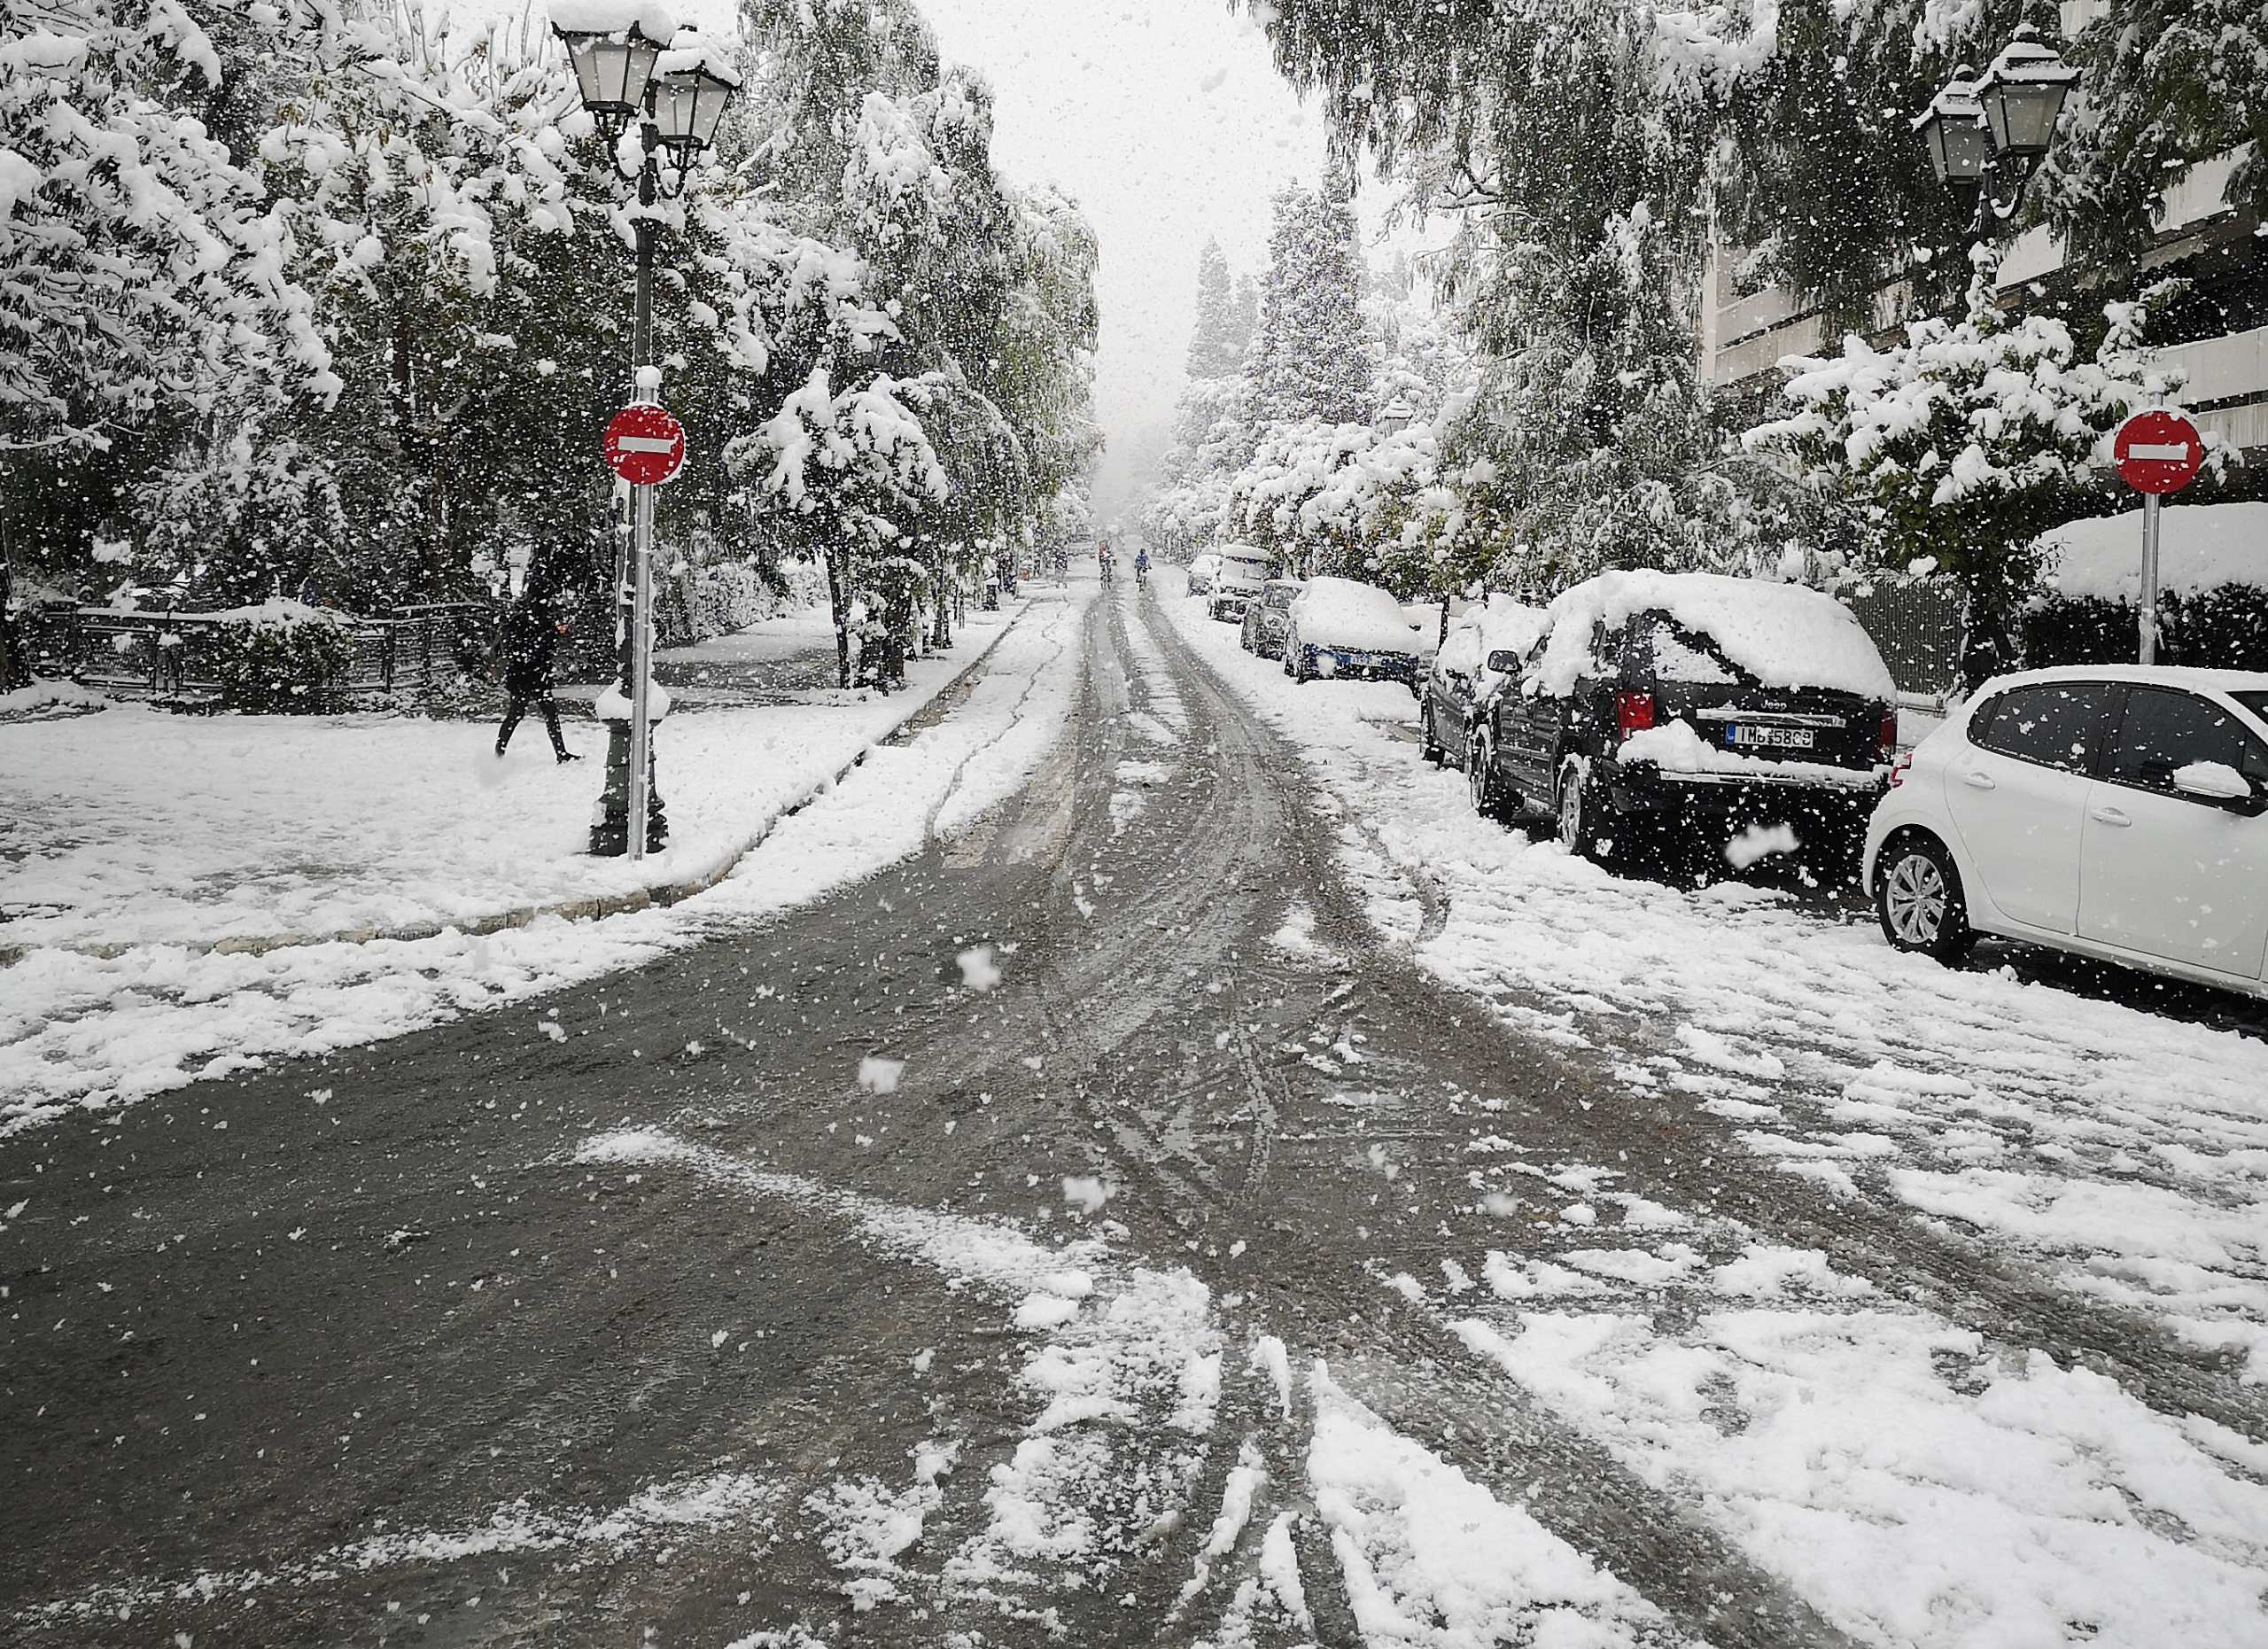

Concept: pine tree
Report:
left=1244, top=183, right=1373, bottom=432
left=1185, top=240, right=1241, bottom=378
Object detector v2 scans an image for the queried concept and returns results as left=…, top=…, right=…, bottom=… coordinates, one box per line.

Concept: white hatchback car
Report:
left=1863, top=665, right=2268, bottom=998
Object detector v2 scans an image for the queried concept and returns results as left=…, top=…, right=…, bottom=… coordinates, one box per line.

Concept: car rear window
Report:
left=2103, top=688, right=2268, bottom=789
left=1643, top=618, right=1741, bottom=686
left=1265, top=587, right=1297, bottom=610
left=1971, top=681, right=2115, bottom=774
left=2235, top=690, right=2268, bottom=727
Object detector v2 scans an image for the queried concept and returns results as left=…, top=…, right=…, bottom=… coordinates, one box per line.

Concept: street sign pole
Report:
left=2111, top=408, right=2204, bottom=668
left=2139, top=492, right=2162, bottom=667
left=628, top=478, right=656, bottom=860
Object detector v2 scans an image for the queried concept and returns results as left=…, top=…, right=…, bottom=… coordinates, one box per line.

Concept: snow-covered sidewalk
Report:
left=2, top=607, right=1013, bottom=955
left=3, top=592, right=1087, bottom=1132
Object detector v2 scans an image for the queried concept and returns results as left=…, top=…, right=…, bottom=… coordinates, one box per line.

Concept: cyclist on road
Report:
left=1098, top=540, right=1115, bottom=584
left=1133, top=546, right=1151, bottom=587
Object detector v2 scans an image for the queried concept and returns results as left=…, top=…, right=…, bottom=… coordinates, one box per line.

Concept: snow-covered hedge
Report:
left=2022, top=585, right=2268, bottom=674
left=2020, top=501, right=2268, bottom=673
left=204, top=603, right=354, bottom=714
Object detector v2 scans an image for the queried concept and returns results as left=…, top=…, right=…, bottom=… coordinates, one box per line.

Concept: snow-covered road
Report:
left=5, top=569, right=2264, bottom=1649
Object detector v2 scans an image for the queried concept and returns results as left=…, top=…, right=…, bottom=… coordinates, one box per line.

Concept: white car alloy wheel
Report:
left=1883, top=850, right=1948, bottom=945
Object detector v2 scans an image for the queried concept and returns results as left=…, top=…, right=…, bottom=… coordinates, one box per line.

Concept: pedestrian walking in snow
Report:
left=494, top=583, right=580, bottom=762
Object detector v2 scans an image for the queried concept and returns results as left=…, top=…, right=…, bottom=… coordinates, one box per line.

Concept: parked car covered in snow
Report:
left=1465, top=571, right=1897, bottom=871
left=1420, top=595, right=1547, bottom=772
left=1281, top=577, right=1428, bottom=686
left=1239, top=578, right=1305, bottom=659
left=1185, top=552, right=1222, bottom=597
left=1864, top=665, right=2268, bottom=999
left=1207, top=548, right=1273, bottom=622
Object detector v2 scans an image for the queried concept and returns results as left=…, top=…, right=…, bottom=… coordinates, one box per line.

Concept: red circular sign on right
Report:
left=602, top=402, right=686, bottom=487
left=2113, top=408, right=2202, bottom=496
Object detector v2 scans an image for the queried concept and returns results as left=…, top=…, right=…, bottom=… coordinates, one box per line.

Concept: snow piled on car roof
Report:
left=1535, top=571, right=1896, bottom=700
left=1291, top=576, right=1422, bottom=653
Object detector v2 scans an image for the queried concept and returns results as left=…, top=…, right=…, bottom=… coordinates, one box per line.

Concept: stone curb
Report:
left=0, top=605, right=1027, bottom=971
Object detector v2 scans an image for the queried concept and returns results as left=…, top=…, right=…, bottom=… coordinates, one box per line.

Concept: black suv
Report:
left=1465, top=579, right=1898, bottom=872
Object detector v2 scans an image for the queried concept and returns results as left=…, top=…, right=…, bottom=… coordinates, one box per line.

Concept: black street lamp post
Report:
left=548, top=4, right=738, bottom=858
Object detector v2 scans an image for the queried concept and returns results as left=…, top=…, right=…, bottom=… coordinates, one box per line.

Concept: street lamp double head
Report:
left=1913, top=25, right=2079, bottom=226
left=550, top=2, right=740, bottom=195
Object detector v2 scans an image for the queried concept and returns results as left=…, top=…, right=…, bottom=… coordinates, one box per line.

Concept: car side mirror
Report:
left=2172, top=761, right=2267, bottom=814
left=1485, top=649, right=1518, bottom=673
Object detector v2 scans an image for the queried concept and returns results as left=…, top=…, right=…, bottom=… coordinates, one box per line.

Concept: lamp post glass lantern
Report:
left=1915, top=26, right=2079, bottom=237
left=548, top=1, right=738, bottom=860
left=1913, top=75, right=1991, bottom=188
left=1975, top=31, right=2079, bottom=159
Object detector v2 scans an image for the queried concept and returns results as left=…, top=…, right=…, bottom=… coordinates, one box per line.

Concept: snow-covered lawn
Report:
left=2, top=595, right=1085, bottom=1132
left=1155, top=574, right=2268, bottom=1380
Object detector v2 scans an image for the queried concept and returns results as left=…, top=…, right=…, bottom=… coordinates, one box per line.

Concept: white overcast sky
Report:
left=916, top=0, right=1331, bottom=516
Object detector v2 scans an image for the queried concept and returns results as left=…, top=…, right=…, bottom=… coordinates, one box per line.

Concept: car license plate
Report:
left=1727, top=724, right=1814, bottom=751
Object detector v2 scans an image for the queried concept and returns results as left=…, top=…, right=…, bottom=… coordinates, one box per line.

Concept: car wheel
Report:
left=1876, top=832, right=1976, bottom=963
left=1557, top=757, right=1636, bottom=868
left=1419, top=704, right=1443, bottom=766
left=1466, top=738, right=1504, bottom=821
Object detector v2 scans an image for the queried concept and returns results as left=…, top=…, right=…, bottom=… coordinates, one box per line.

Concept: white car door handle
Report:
left=2090, top=805, right=2132, bottom=828
left=1962, top=770, right=1997, bottom=790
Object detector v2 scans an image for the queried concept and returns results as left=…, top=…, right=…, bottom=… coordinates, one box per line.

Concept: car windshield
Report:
left=2235, top=690, right=2268, bottom=727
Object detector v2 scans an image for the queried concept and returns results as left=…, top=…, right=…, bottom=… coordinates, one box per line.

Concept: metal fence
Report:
left=47, top=603, right=493, bottom=702
left=1847, top=582, right=1962, bottom=701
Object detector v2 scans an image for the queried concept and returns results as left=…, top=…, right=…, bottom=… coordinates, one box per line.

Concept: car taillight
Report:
left=1878, top=712, right=1899, bottom=758
left=1615, top=691, right=1655, bottom=741
left=1888, top=751, right=1913, bottom=789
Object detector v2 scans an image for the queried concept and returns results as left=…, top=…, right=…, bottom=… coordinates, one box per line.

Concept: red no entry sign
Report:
left=2113, top=408, right=2202, bottom=496
left=603, top=403, right=686, bottom=486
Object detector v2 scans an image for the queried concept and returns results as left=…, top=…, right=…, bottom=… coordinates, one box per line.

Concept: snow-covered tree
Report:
left=1184, top=239, right=1244, bottom=380
left=731, top=365, right=947, bottom=684
left=1746, top=259, right=2202, bottom=686
left=0, top=0, right=336, bottom=454
left=1244, top=177, right=1372, bottom=432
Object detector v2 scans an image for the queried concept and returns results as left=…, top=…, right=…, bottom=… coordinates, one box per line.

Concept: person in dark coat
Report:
left=495, top=584, right=580, bottom=761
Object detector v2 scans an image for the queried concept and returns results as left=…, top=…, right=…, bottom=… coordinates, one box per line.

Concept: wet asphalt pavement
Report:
left=4, top=581, right=2255, bottom=1648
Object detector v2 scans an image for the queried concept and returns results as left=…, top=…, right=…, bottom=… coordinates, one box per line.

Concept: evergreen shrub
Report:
left=208, top=606, right=353, bottom=712
left=2020, top=583, right=2268, bottom=673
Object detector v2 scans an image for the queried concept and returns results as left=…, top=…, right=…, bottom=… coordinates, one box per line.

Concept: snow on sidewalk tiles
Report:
left=576, top=1129, right=1223, bottom=1622
left=1, top=595, right=1088, bottom=1132
left=1155, top=571, right=2268, bottom=1382
left=15, top=1469, right=778, bottom=1630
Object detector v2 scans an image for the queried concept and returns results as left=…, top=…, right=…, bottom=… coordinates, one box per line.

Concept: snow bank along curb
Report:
left=0, top=609, right=1026, bottom=972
